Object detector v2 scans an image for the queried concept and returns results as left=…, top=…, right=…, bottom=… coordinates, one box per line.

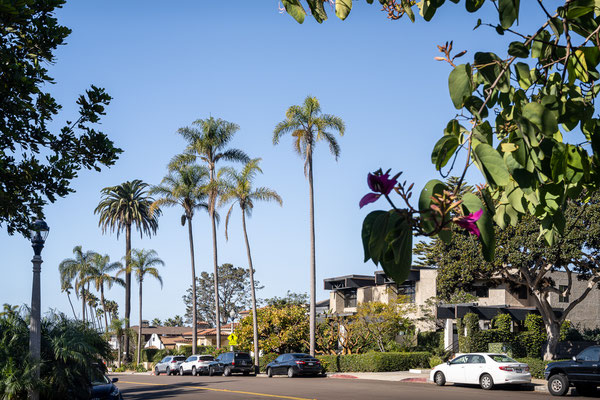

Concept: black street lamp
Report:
left=29, top=219, right=49, bottom=400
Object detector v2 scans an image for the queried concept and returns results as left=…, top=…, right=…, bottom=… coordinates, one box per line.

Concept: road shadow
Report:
left=119, top=381, right=210, bottom=400
left=450, top=383, right=536, bottom=392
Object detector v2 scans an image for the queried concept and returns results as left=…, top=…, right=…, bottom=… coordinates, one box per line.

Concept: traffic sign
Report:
left=227, top=333, right=238, bottom=346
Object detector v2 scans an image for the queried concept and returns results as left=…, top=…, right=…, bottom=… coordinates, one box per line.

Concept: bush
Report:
left=417, top=331, right=442, bottom=353
left=151, top=349, right=174, bottom=364
left=316, top=352, right=431, bottom=372
left=259, top=353, right=279, bottom=372
left=179, top=345, right=193, bottom=358
left=142, top=348, right=159, bottom=362
left=135, top=363, right=147, bottom=372
left=428, top=355, right=443, bottom=368
left=516, top=358, right=569, bottom=379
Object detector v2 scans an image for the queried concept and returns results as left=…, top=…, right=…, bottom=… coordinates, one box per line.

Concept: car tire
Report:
left=209, top=366, right=215, bottom=377
left=179, top=367, right=184, bottom=376
left=287, top=367, right=295, bottom=378
left=243, top=371, right=250, bottom=376
left=192, top=366, right=197, bottom=376
left=479, top=373, right=494, bottom=390
left=166, top=367, right=171, bottom=376
left=548, top=374, right=569, bottom=396
left=155, top=367, right=160, bottom=376
left=224, top=366, right=232, bottom=376
left=434, top=371, right=446, bottom=386
left=267, top=368, right=273, bottom=378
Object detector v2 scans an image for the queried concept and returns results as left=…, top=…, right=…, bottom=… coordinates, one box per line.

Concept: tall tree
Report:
left=418, top=191, right=600, bottom=359
left=151, top=318, right=161, bottom=327
left=220, top=158, right=282, bottom=369
left=150, top=164, right=210, bottom=355
left=95, top=180, right=160, bottom=360
left=273, top=95, right=345, bottom=356
left=60, top=280, right=78, bottom=320
left=175, top=117, right=249, bottom=347
left=119, top=249, right=164, bottom=365
left=109, top=317, right=127, bottom=368
left=58, top=246, right=97, bottom=322
left=84, top=254, right=124, bottom=332
left=0, top=0, right=121, bottom=237
left=182, top=263, right=262, bottom=327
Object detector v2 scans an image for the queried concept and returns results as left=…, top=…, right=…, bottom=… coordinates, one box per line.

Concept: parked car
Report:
left=545, top=345, right=600, bottom=396
left=265, top=353, right=323, bottom=378
left=154, top=355, right=186, bottom=375
left=208, top=352, right=255, bottom=376
left=179, top=354, right=215, bottom=376
left=430, top=353, right=531, bottom=390
left=90, top=370, right=122, bottom=400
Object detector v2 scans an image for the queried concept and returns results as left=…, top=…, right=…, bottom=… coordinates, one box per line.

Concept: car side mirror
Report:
left=112, top=378, right=118, bottom=383
left=572, top=356, right=577, bottom=361
left=447, top=361, right=451, bottom=365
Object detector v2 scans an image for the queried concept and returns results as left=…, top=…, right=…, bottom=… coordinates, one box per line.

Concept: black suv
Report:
left=208, top=352, right=255, bottom=376
left=545, top=345, right=600, bottom=396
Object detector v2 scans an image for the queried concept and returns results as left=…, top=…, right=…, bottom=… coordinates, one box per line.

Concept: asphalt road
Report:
left=112, top=374, right=553, bottom=400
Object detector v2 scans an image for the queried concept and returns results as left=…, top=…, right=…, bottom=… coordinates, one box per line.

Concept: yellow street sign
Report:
left=227, top=333, right=238, bottom=346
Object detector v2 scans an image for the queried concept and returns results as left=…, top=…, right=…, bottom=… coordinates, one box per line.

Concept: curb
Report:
left=329, top=374, right=358, bottom=379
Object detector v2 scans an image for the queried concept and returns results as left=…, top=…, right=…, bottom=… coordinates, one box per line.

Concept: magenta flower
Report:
left=359, top=172, right=398, bottom=208
left=455, top=209, right=483, bottom=237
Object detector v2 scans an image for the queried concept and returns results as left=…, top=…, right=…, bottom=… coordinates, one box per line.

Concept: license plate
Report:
left=308, top=363, right=314, bottom=366
left=515, top=368, right=522, bottom=373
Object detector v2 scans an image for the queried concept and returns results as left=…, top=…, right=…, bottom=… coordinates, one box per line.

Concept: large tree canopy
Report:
left=1, top=0, right=121, bottom=236
left=417, top=189, right=600, bottom=359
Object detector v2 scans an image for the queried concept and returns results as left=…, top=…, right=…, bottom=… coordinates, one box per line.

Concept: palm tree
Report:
left=220, top=158, right=282, bottom=370
left=95, top=180, right=160, bottom=360
left=59, top=246, right=97, bottom=322
left=60, top=280, right=78, bottom=320
left=104, top=300, right=118, bottom=322
left=109, top=318, right=127, bottom=368
left=151, top=318, right=161, bottom=327
left=84, top=253, right=124, bottom=332
left=150, top=164, right=210, bottom=355
left=175, top=117, right=249, bottom=347
left=119, top=249, right=164, bottom=365
left=273, top=95, right=345, bottom=356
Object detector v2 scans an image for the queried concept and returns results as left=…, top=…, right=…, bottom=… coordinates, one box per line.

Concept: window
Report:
left=475, top=286, right=489, bottom=298
left=517, top=286, right=528, bottom=300
left=489, top=354, right=517, bottom=363
left=576, top=347, right=600, bottom=362
left=397, top=281, right=416, bottom=303
left=559, top=285, right=569, bottom=303
left=344, top=289, right=357, bottom=308
left=467, top=355, right=486, bottom=364
left=450, top=355, right=468, bottom=365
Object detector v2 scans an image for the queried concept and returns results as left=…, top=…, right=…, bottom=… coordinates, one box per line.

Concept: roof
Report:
left=182, top=327, right=232, bottom=337
left=160, top=336, right=189, bottom=345
left=323, top=275, right=376, bottom=290
left=131, top=326, right=193, bottom=336
left=316, top=299, right=330, bottom=308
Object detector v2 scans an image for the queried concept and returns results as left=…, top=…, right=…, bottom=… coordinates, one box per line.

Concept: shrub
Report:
left=488, top=342, right=517, bottom=357
left=316, top=352, right=431, bottom=372
left=179, top=345, right=193, bottom=358
left=152, top=348, right=174, bottom=364
left=417, top=331, right=442, bottom=353
left=259, top=353, right=279, bottom=372
left=428, top=355, right=444, bottom=368
left=134, top=364, right=147, bottom=372
left=516, top=358, right=569, bottom=379
left=142, top=348, right=158, bottom=362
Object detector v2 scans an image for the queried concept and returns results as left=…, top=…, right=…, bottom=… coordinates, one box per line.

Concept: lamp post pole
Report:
left=29, top=219, right=49, bottom=400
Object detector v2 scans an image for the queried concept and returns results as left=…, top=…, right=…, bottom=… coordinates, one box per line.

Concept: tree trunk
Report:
left=125, top=223, right=132, bottom=362
left=307, top=153, right=316, bottom=357
left=101, top=285, right=108, bottom=332
left=137, top=278, right=143, bottom=365
left=118, top=335, right=122, bottom=368
left=81, top=288, right=86, bottom=323
left=187, top=215, right=198, bottom=355
left=242, top=211, right=260, bottom=371
left=66, top=292, right=77, bottom=320
left=544, top=322, right=561, bottom=361
left=211, top=207, right=221, bottom=348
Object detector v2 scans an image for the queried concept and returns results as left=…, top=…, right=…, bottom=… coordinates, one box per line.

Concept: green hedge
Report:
left=516, top=358, right=570, bottom=379
left=316, top=352, right=431, bottom=372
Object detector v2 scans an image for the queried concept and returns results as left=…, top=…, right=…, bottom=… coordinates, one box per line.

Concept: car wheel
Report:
left=179, top=367, right=184, bottom=376
left=166, top=367, right=171, bottom=376
left=287, top=367, right=295, bottom=378
left=243, top=371, right=250, bottom=376
left=208, top=366, right=215, bottom=377
left=434, top=371, right=446, bottom=386
left=267, top=368, right=273, bottom=378
left=548, top=374, right=569, bottom=396
left=224, top=366, right=232, bottom=376
left=479, top=373, right=494, bottom=390
left=154, top=367, right=160, bottom=376
left=192, top=366, right=197, bottom=376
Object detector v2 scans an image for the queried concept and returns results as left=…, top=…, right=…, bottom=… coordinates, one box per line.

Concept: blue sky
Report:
left=1, top=1, right=548, bottom=323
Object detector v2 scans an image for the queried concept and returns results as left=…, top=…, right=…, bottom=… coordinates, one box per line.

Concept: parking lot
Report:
left=113, top=373, right=551, bottom=400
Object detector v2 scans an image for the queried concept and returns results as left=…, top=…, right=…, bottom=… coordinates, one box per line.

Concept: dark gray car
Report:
left=208, top=352, right=255, bottom=376
left=154, top=355, right=186, bottom=376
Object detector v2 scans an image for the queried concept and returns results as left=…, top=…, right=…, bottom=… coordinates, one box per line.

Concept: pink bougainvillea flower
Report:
left=359, top=172, right=398, bottom=208
left=455, top=209, right=483, bottom=237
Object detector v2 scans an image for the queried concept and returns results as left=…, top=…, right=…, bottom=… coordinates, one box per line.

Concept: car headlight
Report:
left=110, top=386, right=120, bottom=396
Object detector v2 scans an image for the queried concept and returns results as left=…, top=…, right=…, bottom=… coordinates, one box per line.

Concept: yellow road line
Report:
left=119, top=380, right=317, bottom=400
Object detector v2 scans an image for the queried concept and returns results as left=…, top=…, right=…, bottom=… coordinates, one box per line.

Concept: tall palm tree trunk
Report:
left=307, top=154, right=316, bottom=357
left=137, top=279, right=143, bottom=365
left=241, top=212, right=260, bottom=371
left=81, top=288, right=86, bottom=323
left=211, top=209, right=221, bottom=348
left=187, top=216, right=198, bottom=355
left=66, top=292, right=77, bottom=320
left=101, top=285, right=108, bottom=332
left=125, top=223, right=132, bottom=361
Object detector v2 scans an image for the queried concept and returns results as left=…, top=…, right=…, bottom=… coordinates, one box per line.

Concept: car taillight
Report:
left=499, top=366, right=514, bottom=371
left=525, top=366, right=530, bottom=371
left=232, top=361, right=235, bottom=366
left=296, top=360, right=305, bottom=365
left=315, top=360, right=320, bottom=364
left=171, top=360, right=176, bottom=363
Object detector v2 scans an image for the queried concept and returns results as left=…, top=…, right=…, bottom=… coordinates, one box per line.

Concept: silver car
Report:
left=154, top=355, right=186, bottom=376
left=179, top=354, right=215, bottom=376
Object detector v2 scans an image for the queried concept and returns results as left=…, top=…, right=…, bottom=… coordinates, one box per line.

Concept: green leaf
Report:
left=498, top=0, right=520, bottom=29
left=431, top=135, right=459, bottom=170
left=461, top=192, right=495, bottom=261
left=335, top=0, right=352, bottom=20
left=281, top=0, right=306, bottom=23
left=473, top=143, right=510, bottom=187
left=382, top=219, right=413, bottom=285
left=473, top=121, right=493, bottom=145
left=508, top=41, right=529, bottom=58
left=448, top=64, right=473, bottom=109
left=522, top=102, right=558, bottom=136
left=514, top=62, right=532, bottom=89
left=566, top=0, right=595, bottom=18
left=368, top=212, right=391, bottom=265
left=568, top=49, right=589, bottom=83
left=402, top=0, right=415, bottom=22
left=418, top=179, right=448, bottom=234
left=362, top=211, right=386, bottom=262
left=306, top=0, right=328, bottom=23
left=466, top=0, right=485, bottom=12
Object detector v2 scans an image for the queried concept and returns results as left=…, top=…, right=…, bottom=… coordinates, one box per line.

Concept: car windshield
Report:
left=199, top=356, right=214, bottom=361
left=235, top=353, right=251, bottom=360
left=174, top=356, right=186, bottom=362
left=489, top=354, right=517, bottom=363
left=89, top=370, right=111, bottom=386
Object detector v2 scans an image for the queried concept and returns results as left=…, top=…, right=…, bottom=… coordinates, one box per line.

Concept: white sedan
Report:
left=179, top=354, right=215, bottom=376
left=430, top=353, right=531, bottom=390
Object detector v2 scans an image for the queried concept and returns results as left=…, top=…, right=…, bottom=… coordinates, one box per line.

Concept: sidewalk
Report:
left=327, top=369, right=550, bottom=393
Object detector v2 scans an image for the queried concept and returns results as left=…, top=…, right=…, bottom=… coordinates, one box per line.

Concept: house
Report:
left=123, top=320, right=211, bottom=351
left=323, top=267, right=600, bottom=351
